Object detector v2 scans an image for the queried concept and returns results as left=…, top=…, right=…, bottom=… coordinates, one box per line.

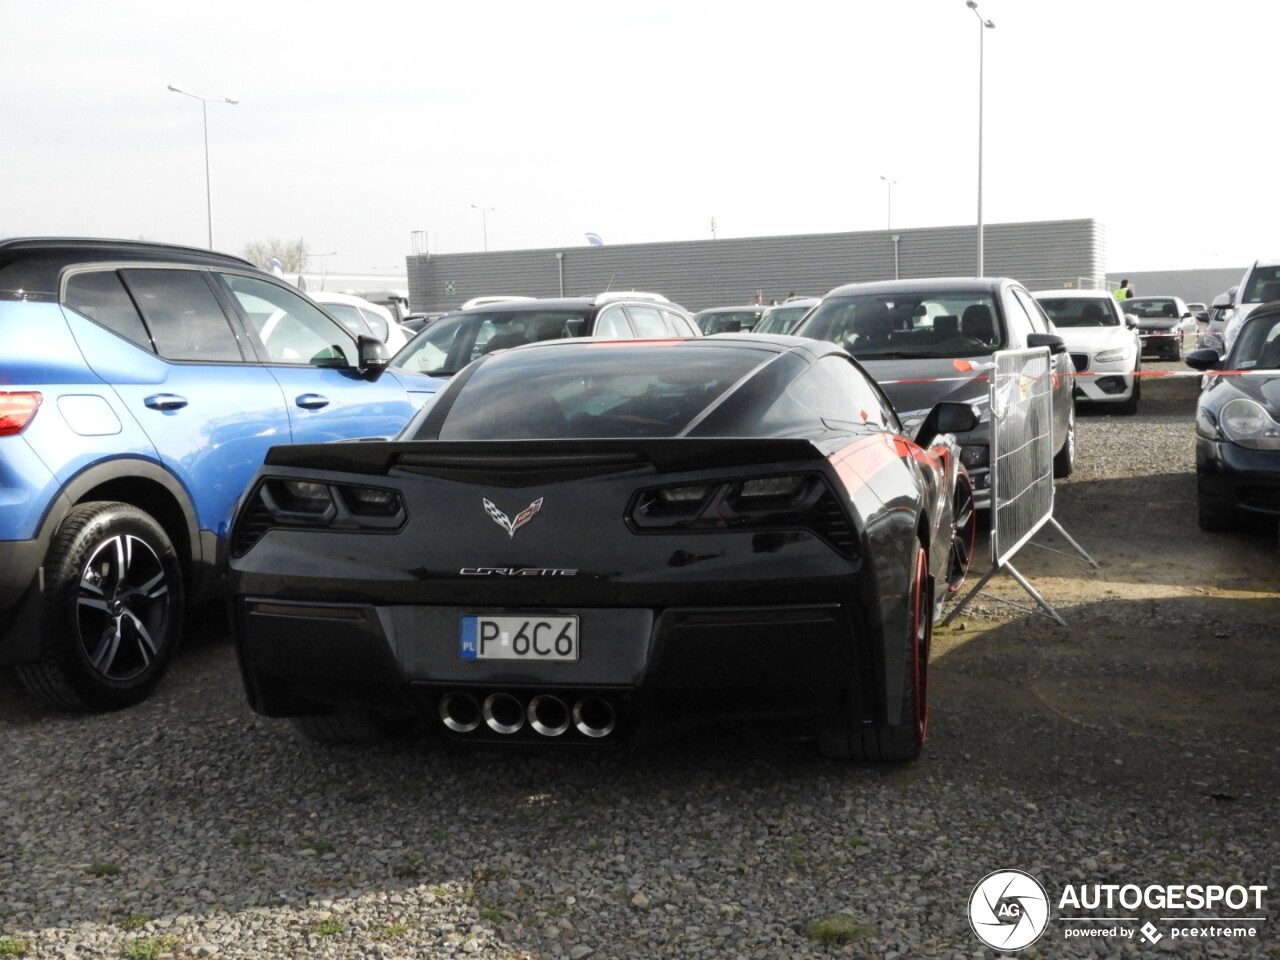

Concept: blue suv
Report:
left=0, top=238, right=439, bottom=711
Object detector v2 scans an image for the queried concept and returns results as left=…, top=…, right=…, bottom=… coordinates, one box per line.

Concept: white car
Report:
left=1033, top=289, right=1141, bottom=415
left=1217, top=258, right=1280, bottom=353
left=309, top=290, right=410, bottom=353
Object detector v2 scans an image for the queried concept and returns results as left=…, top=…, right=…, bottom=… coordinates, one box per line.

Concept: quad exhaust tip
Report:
left=483, top=692, right=525, bottom=735
left=438, top=691, right=617, bottom=739
left=573, top=696, right=617, bottom=738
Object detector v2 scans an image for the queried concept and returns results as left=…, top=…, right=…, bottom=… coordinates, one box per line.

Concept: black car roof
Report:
left=0, top=237, right=260, bottom=298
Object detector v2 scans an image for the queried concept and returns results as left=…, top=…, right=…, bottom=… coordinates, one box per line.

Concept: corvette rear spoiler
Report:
left=261, top=438, right=831, bottom=478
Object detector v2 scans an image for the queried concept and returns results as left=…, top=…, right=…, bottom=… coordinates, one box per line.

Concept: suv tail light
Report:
left=0, top=392, right=42, bottom=436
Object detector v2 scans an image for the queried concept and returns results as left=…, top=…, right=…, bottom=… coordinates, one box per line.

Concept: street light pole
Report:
left=167, top=84, right=238, bottom=249
left=879, top=175, right=896, bottom=231
left=470, top=203, right=495, bottom=252
left=965, top=1, right=994, bottom=277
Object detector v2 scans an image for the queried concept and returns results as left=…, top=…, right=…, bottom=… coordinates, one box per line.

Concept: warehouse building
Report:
left=406, top=218, right=1107, bottom=314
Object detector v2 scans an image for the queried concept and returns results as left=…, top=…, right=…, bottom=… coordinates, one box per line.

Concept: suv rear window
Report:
left=64, top=270, right=154, bottom=350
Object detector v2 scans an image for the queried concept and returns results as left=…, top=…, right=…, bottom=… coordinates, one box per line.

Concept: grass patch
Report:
left=86, top=861, right=121, bottom=877
left=373, top=923, right=409, bottom=938
left=307, top=918, right=344, bottom=937
left=230, top=833, right=252, bottom=847
left=120, top=936, right=177, bottom=960
left=0, top=940, right=29, bottom=958
left=301, top=840, right=335, bottom=855
left=116, top=914, right=152, bottom=931
left=846, top=836, right=868, bottom=847
left=479, top=908, right=504, bottom=922
left=807, top=915, right=872, bottom=946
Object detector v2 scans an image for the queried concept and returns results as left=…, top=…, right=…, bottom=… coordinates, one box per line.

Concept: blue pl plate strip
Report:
left=459, top=617, right=478, bottom=659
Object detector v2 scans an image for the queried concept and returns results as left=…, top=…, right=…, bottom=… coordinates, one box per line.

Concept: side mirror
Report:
left=1026, top=332, right=1068, bottom=355
left=1184, top=347, right=1221, bottom=371
left=1124, top=313, right=1138, bottom=329
left=1212, top=293, right=1232, bottom=308
left=913, top=400, right=979, bottom=446
left=357, top=334, right=390, bottom=379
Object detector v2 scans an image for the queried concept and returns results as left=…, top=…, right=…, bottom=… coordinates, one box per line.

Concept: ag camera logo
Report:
left=968, top=869, right=1050, bottom=951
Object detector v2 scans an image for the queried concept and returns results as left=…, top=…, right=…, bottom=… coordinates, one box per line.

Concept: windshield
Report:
left=694, top=310, right=761, bottom=334
left=756, top=305, right=810, bottom=334
left=1242, top=266, right=1280, bottom=304
left=1230, top=313, right=1280, bottom=369
left=426, top=344, right=763, bottom=440
left=391, top=308, right=590, bottom=377
left=796, top=293, right=1004, bottom=358
left=1123, top=298, right=1181, bottom=319
left=1038, top=297, right=1119, bottom=327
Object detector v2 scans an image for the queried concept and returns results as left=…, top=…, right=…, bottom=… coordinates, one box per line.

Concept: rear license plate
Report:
left=459, top=615, right=579, bottom=661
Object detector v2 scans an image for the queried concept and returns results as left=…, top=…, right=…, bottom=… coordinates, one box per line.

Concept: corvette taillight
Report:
left=627, top=473, right=856, bottom=556
left=230, top=477, right=407, bottom=556
left=0, top=392, right=42, bottom=436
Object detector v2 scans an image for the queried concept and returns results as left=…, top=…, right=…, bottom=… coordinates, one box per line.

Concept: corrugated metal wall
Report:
left=407, top=218, right=1105, bottom=313
left=1103, top=267, right=1246, bottom=306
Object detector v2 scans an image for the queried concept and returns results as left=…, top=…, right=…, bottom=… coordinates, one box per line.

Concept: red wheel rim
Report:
left=910, top=545, right=930, bottom=741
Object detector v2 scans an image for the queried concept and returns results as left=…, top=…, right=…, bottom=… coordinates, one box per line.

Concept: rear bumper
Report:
left=234, top=597, right=867, bottom=745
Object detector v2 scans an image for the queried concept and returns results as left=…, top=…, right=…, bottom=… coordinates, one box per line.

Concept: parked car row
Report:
left=20, top=236, right=1263, bottom=765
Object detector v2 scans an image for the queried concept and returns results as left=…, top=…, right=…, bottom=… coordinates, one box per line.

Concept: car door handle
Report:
left=295, top=393, right=330, bottom=410
left=143, top=393, right=188, bottom=411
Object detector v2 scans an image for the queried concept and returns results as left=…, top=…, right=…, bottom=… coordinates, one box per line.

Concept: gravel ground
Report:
left=1, top=365, right=1277, bottom=960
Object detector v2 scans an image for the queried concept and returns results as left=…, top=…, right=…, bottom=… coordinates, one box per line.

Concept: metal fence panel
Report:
left=990, top=348, right=1055, bottom=565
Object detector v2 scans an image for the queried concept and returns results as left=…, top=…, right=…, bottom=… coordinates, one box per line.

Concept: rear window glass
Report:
left=432, top=344, right=762, bottom=440
left=64, top=270, right=154, bottom=350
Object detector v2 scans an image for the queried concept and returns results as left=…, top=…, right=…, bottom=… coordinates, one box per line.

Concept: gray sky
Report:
left=4, top=1, right=1269, bottom=278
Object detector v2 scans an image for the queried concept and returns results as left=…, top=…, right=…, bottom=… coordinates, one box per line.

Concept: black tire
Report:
left=944, top=472, right=977, bottom=596
left=817, top=544, right=930, bottom=762
left=1053, top=402, right=1076, bottom=478
left=291, top=710, right=387, bottom=744
left=16, top=502, right=183, bottom=712
left=1197, top=494, right=1244, bottom=533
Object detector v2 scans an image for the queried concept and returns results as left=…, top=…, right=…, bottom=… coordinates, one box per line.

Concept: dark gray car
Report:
left=791, top=277, right=1076, bottom=508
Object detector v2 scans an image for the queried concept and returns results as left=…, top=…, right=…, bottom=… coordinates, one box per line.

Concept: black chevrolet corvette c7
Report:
left=228, top=335, right=977, bottom=761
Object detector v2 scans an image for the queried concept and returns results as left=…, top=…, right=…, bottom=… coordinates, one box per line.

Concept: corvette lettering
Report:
left=460, top=567, right=578, bottom=577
